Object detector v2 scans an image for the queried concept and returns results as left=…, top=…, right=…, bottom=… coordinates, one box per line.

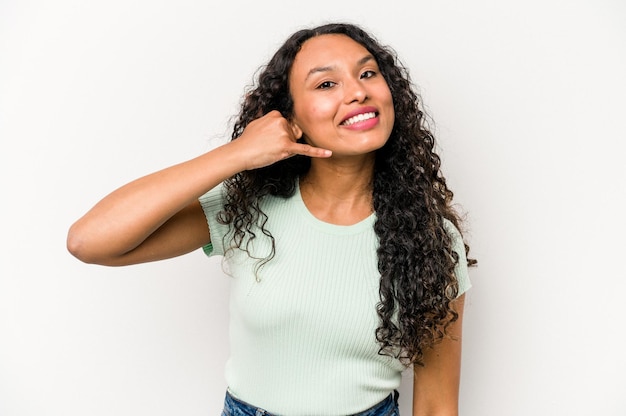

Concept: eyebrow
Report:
left=305, top=55, right=375, bottom=81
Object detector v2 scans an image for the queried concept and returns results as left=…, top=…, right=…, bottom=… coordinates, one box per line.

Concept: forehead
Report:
left=292, top=34, right=371, bottom=71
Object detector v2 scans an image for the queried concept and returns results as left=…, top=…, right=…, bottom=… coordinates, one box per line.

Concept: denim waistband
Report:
left=221, top=390, right=399, bottom=416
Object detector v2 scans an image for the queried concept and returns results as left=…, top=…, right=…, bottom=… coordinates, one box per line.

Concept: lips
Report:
left=340, top=106, right=379, bottom=126
left=341, top=112, right=377, bottom=126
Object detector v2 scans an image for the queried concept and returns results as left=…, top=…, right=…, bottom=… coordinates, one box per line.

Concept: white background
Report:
left=1, top=0, right=625, bottom=415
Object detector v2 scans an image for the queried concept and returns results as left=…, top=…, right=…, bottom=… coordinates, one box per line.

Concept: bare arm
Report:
left=67, top=111, right=331, bottom=266
left=412, top=294, right=466, bottom=416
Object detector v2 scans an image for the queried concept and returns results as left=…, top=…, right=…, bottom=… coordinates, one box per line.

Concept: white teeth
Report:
left=342, top=112, right=376, bottom=126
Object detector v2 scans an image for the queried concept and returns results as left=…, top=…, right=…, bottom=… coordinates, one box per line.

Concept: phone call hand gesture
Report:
left=229, top=110, right=332, bottom=171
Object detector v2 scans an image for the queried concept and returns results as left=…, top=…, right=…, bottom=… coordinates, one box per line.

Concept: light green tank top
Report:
left=199, top=182, right=471, bottom=415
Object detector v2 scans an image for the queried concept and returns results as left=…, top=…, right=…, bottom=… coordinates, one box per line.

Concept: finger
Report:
left=289, top=143, right=332, bottom=158
left=289, top=122, right=303, bottom=141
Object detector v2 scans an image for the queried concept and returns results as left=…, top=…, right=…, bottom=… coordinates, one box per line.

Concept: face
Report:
left=288, top=34, right=395, bottom=158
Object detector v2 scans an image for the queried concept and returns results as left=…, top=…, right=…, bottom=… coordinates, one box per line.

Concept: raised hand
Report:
left=67, top=111, right=331, bottom=265
left=229, top=110, right=332, bottom=171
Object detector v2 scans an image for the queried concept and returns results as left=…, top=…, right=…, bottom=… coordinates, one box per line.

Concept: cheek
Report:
left=308, top=102, right=335, bottom=122
left=296, top=101, right=335, bottom=132
left=385, top=94, right=395, bottom=127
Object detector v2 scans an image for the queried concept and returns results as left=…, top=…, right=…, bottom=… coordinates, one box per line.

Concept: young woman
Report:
left=68, top=23, right=472, bottom=416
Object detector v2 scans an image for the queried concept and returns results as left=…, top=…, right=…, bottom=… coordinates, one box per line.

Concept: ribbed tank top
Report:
left=199, top=182, right=470, bottom=415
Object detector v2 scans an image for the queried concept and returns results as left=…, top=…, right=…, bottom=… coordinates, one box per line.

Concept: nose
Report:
left=343, top=77, right=367, bottom=104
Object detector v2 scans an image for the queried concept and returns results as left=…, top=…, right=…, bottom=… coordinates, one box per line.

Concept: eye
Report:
left=316, top=80, right=336, bottom=90
left=360, top=70, right=377, bottom=79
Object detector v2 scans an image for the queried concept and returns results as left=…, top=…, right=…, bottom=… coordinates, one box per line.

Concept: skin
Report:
left=412, top=294, right=465, bottom=416
left=289, top=34, right=394, bottom=225
left=67, top=33, right=464, bottom=415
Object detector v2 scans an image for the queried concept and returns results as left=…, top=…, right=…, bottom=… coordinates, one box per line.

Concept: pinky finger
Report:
left=292, top=143, right=332, bottom=158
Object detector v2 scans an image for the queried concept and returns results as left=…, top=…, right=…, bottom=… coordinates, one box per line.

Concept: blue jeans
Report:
left=221, top=390, right=400, bottom=416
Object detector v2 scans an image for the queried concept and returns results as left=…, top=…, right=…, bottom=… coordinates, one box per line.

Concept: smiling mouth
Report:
left=341, top=111, right=378, bottom=126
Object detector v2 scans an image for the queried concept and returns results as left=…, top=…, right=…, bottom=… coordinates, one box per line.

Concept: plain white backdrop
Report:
left=1, top=0, right=625, bottom=415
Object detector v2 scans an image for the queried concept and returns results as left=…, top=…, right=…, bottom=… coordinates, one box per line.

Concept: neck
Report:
left=299, top=154, right=375, bottom=225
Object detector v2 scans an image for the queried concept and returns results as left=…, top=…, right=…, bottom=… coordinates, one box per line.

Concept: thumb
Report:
left=289, top=121, right=303, bottom=141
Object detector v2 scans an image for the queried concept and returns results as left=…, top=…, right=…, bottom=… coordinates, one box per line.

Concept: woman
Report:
left=68, top=22, right=472, bottom=416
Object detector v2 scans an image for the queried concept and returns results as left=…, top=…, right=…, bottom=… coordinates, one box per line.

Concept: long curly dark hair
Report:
left=218, top=22, right=473, bottom=366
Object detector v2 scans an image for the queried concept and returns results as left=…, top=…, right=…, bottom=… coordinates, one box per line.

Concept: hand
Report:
left=230, top=110, right=332, bottom=170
